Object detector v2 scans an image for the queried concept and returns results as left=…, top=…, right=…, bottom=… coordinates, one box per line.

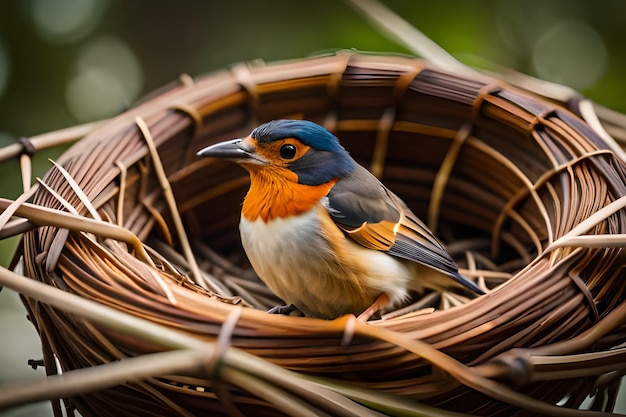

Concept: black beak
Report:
left=196, top=138, right=258, bottom=162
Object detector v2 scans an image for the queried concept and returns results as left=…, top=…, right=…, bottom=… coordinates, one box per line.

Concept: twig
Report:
left=135, top=117, right=221, bottom=293
left=343, top=0, right=478, bottom=77
left=347, top=319, right=618, bottom=417
left=0, top=198, right=155, bottom=268
left=0, top=265, right=200, bottom=350
left=546, top=195, right=626, bottom=252
left=0, top=120, right=106, bottom=163
left=0, top=349, right=204, bottom=410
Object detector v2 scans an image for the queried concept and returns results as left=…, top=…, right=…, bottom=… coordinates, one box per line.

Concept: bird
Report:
left=197, top=119, right=483, bottom=320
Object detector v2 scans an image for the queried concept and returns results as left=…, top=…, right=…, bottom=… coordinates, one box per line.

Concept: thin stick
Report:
left=343, top=0, right=478, bottom=76
left=347, top=320, right=616, bottom=417
left=0, top=120, right=105, bottom=163
left=0, top=349, right=205, bottom=410
left=428, top=123, right=472, bottom=232
left=577, top=99, right=626, bottom=162
left=0, top=198, right=155, bottom=268
left=135, top=117, right=219, bottom=293
left=48, top=159, right=102, bottom=220
left=0, top=265, right=201, bottom=350
left=546, top=195, right=626, bottom=252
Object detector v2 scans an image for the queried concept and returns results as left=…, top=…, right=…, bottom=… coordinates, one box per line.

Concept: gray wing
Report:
left=326, top=164, right=459, bottom=275
left=326, top=165, right=483, bottom=294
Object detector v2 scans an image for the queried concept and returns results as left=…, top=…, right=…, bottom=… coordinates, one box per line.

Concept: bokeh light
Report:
left=496, top=0, right=587, bottom=55
left=532, top=20, right=607, bottom=90
left=496, top=0, right=608, bottom=90
left=65, top=36, right=144, bottom=122
left=30, top=0, right=108, bottom=44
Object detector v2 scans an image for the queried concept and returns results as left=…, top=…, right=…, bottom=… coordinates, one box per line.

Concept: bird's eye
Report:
left=279, top=143, right=297, bottom=159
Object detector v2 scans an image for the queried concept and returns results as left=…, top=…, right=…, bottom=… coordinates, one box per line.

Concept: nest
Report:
left=4, top=53, right=626, bottom=416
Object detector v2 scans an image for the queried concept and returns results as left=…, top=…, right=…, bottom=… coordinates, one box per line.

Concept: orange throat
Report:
left=241, top=167, right=337, bottom=222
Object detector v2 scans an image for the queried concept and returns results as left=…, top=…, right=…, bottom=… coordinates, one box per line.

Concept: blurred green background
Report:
left=1, top=0, right=626, bottom=415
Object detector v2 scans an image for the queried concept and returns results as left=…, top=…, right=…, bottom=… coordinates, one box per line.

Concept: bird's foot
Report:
left=357, top=293, right=391, bottom=322
left=267, top=304, right=300, bottom=316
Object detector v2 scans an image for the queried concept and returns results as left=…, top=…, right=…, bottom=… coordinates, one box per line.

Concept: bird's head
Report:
left=197, top=120, right=355, bottom=185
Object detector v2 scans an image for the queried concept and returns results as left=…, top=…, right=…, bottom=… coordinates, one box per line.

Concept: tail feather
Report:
left=409, top=263, right=484, bottom=296
left=450, top=271, right=485, bottom=295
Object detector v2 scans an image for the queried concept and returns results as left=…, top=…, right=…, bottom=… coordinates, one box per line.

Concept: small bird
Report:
left=197, top=120, right=483, bottom=320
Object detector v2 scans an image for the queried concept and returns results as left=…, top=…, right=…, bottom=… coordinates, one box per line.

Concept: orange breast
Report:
left=241, top=166, right=337, bottom=222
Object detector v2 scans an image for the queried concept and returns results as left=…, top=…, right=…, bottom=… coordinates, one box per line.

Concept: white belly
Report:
left=239, top=207, right=412, bottom=318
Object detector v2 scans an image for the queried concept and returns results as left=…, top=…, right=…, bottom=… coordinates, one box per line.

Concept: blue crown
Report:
left=252, top=120, right=345, bottom=153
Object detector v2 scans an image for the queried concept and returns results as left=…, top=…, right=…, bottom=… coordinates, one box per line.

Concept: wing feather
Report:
left=343, top=220, right=398, bottom=251
left=327, top=165, right=482, bottom=294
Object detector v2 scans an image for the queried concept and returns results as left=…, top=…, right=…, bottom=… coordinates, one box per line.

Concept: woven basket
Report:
left=6, top=53, right=626, bottom=416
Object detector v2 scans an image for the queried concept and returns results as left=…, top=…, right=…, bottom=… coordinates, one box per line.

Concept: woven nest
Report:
left=4, top=53, right=626, bottom=416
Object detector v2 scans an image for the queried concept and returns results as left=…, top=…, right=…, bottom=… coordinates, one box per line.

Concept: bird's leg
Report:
left=357, top=293, right=391, bottom=322
left=267, top=304, right=298, bottom=315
